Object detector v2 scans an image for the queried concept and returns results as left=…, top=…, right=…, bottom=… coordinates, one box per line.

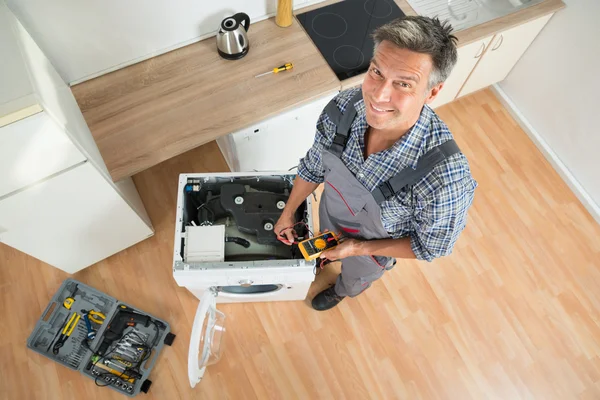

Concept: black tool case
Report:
left=27, top=278, right=176, bottom=397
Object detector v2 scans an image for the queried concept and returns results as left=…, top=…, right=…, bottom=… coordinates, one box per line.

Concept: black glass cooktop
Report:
left=297, top=0, right=405, bottom=81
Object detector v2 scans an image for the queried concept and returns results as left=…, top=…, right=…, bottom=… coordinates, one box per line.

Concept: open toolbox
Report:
left=27, top=278, right=176, bottom=397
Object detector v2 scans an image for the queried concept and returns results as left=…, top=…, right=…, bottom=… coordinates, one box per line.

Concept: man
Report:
left=274, top=16, right=477, bottom=311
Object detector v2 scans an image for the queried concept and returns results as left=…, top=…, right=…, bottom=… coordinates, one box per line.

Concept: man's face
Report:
left=362, top=40, right=443, bottom=131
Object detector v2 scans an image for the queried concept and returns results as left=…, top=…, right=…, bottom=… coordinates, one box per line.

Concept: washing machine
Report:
left=172, top=171, right=318, bottom=387
left=173, top=171, right=317, bottom=303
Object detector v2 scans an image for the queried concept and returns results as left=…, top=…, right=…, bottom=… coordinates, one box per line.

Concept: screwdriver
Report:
left=255, top=63, right=293, bottom=78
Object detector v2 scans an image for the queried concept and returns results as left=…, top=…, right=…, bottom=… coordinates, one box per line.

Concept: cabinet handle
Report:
left=474, top=43, right=485, bottom=59
left=492, top=34, right=504, bottom=51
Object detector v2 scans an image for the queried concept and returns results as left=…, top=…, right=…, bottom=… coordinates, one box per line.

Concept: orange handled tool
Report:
left=255, top=63, right=294, bottom=77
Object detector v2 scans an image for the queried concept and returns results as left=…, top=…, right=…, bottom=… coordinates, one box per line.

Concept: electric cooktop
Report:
left=297, top=0, right=406, bottom=81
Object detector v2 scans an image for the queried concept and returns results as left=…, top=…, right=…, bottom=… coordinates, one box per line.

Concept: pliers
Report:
left=81, top=309, right=106, bottom=340
left=86, top=310, right=106, bottom=324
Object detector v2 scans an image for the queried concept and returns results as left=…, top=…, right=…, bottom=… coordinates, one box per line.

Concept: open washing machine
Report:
left=172, top=172, right=318, bottom=387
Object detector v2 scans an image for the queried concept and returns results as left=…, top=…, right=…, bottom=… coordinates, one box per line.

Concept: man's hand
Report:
left=274, top=213, right=297, bottom=245
left=320, top=238, right=362, bottom=261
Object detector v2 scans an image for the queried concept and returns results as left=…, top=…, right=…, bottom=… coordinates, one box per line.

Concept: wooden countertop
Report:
left=71, top=18, right=340, bottom=182
left=72, top=0, right=565, bottom=182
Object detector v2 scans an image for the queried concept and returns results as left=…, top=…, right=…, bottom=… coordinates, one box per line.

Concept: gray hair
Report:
left=372, top=16, right=458, bottom=89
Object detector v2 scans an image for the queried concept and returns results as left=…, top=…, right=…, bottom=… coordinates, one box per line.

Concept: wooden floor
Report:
left=2, top=88, right=600, bottom=399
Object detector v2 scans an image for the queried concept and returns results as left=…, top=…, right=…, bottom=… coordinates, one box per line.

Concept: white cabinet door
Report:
left=0, top=162, right=153, bottom=273
left=0, top=111, right=86, bottom=197
left=428, top=36, right=493, bottom=109
left=217, top=91, right=338, bottom=172
left=458, top=13, right=553, bottom=97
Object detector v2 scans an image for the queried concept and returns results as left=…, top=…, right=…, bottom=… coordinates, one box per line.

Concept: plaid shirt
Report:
left=298, top=87, right=477, bottom=262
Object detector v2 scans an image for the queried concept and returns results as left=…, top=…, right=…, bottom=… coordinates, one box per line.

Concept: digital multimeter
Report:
left=298, top=232, right=339, bottom=261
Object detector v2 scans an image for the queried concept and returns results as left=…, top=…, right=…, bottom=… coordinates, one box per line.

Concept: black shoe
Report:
left=311, top=286, right=345, bottom=311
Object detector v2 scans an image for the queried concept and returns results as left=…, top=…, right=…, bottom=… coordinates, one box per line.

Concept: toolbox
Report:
left=27, top=278, right=175, bottom=397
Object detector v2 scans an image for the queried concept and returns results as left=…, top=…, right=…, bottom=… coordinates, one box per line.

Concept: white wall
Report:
left=0, top=1, right=34, bottom=114
left=6, top=0, right=324, bottom=85
left=498, top=0, right=600, bottom=219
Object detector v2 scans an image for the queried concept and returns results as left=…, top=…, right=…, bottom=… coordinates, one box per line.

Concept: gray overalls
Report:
left=318, top=90, right=461, bottom=297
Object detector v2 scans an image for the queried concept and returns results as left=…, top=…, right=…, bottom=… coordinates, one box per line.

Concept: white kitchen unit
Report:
left=172, top=171, right=316, bottom=386
left=0, top=3, right=153, bottom=273
left=0, top=162, right=153, bottom=273
left=428, top=36, right=493, bottom=109
left=458, top=14, right=553, bottom=97
left=0, top=112, right=86, bottom=197
left=216, top=91, right=338, bottom=172
left=427, top=13, right=554, bottom=109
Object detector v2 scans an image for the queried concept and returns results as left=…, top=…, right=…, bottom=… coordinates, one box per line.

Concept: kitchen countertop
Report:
left=71, top=0, right=565, bottom=182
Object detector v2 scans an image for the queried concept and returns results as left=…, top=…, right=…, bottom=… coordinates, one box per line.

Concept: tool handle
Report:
left=273, top=63, right=293, bottom=73
left=66, top=314, right=81, bottom=336
left=88, top=310, right=106, bottom=324
left=52, top=335, right=67, bottom=355
left=83, top=314, right=96, bottom=340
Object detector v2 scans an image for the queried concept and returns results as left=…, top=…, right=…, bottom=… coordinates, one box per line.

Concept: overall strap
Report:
left=371, top=139, right=461, bottom=204
left=325, top=90, right=364, bottom=157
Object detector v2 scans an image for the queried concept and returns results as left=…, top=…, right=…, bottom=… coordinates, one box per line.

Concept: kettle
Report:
left=216, top=13, right=251, bottom=60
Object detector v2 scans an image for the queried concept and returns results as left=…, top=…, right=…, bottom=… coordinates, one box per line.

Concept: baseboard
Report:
left=491, top=84, right=600, bottom=226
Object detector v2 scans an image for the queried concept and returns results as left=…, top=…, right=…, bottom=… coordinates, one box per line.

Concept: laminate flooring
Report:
left=1, top=88, right=599, bottom=399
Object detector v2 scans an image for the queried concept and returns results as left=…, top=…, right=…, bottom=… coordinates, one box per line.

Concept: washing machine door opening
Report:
left=218, top=284, right=283, bottom=295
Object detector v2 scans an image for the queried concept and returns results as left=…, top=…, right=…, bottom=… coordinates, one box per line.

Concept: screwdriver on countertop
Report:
left=255, top=63, right=293, bottom=78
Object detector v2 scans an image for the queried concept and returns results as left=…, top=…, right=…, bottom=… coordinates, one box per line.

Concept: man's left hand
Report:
left=320, top=238, right=362, bottom=261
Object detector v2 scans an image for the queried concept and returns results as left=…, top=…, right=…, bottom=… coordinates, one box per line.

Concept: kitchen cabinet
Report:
left=0, top=111, right=86, bottom=197
left=0, top=162, right=153, bottom=274
left=0, top=3, right=153, bottom=273
left=216, top=91, right=338, bottom=172
left=429, top=13, right=554, bottom=108
left=458, top=13, right=553, bottom=97
left=429, top=36, right=493, bottom=109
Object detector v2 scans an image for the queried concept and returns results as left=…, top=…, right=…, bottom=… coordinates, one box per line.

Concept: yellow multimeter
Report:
left=298, top=232, right=339, bottom=260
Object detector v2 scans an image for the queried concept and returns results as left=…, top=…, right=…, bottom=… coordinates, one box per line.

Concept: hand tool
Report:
left=103, top=358, right=132, bottom=373
left=52, top=312, right=81, bottom=355
left=298, top=231, right=339, bottom=260
left=81, top=309, right=105, bottom=340
left=116, top=350, right=141, bottom=363
left=97, top=305, right=152, bottom=355
left=66, top=352, right=83, bottom=368
left=91, top=361, right=138, bottom=382
left=63, top=284, right=79, bottom=310
left=112, top=355, right=133, bottom=367
left=116, top=346, right=143, bottom=359
left=112, top=358, right=133, bottom=368
left=87, top=310, right=106, bottom=325
left=125, top=329, right=149, bottom=343
left=83, top=314, right=95, bottom=340
left=46, top=313, right=70, bottom=352
left=254, top=62, right=293, bottom=78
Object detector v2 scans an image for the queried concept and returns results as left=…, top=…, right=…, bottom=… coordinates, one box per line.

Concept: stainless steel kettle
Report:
left=216, top=13, right=250, bottom=60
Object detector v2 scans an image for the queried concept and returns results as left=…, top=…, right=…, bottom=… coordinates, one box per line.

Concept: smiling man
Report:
left=275, top=16, right=478, bottom=311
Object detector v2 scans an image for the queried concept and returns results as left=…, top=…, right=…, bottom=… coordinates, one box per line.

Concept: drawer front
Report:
left=0, top=111, right=85, bottom=197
